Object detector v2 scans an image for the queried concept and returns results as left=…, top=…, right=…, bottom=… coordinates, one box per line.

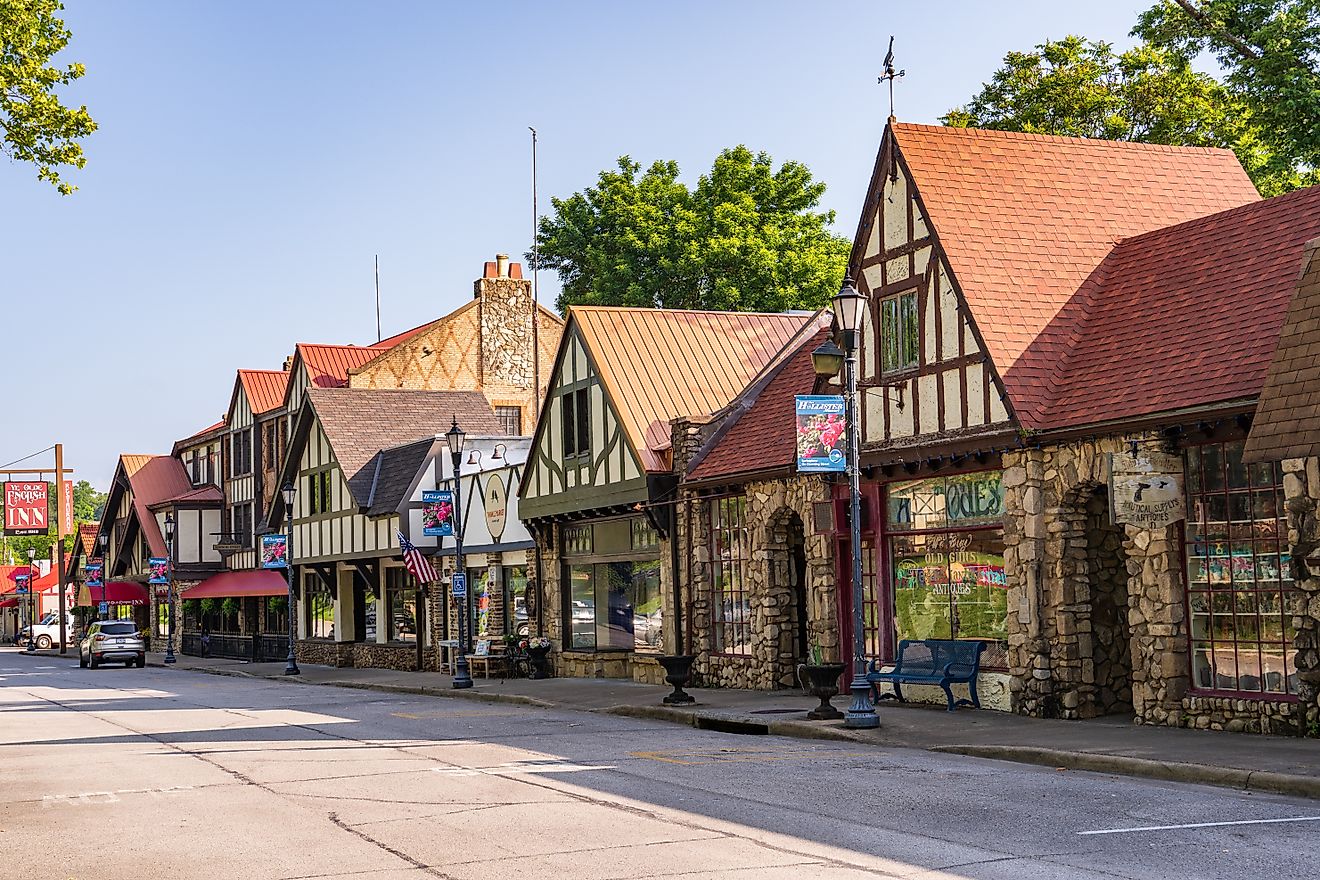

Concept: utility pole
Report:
left=55, top=444, right=67, bottom=654
left=529, top=126, right=540, bottom=428
left=375, top=255, right=382, bottom=344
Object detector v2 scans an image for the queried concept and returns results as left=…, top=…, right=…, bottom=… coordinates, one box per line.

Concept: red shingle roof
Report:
left=891, top=123, right=1260, bottom=426
left=1040, top=186, right=1320, bottom=429
left=238, top=369, right=290, bottom=415
left=688, top=326, right=831, bottom=481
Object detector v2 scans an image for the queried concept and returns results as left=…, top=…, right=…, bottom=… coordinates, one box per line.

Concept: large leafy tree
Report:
left=533, top=146, right=851, bottom=313
left=942, top=36, right=1281, bottom=192
left=1, top=0, right=96, bottom=194
left=1136, top=0, right=1320, bottom=193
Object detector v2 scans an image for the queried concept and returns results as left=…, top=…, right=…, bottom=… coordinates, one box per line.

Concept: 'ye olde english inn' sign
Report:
left=1108, top=450, right=1185, bottom=529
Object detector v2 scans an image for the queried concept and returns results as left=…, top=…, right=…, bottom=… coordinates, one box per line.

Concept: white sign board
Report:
left=1109, top=451, right=1185, bottom=530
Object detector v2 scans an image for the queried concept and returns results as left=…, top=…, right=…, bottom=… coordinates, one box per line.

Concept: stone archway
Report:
left=766, top=508, right=809, bottom=688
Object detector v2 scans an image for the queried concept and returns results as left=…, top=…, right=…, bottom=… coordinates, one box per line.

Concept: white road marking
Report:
left=42, top=785, right=194, bottom=808
left=1080, top=815, right=1320, bottom=835
left=432, top=760, right=614, bottom=777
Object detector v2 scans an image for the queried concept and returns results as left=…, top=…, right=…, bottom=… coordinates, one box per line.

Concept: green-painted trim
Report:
left=518, top=475, right=649, bottom=520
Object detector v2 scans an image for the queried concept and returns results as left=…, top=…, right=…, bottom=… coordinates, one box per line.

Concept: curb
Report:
left=929, top=744, right=1320, bottom=801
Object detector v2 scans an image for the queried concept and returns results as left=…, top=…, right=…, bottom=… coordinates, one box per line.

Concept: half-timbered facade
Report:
left=520, top=306, right=812, bottom=682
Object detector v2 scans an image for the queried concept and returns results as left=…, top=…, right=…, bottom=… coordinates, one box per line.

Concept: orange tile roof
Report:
left=1039, top=185, right=1320, bottom=430
left=238, top=369, right=290, bottom=415
left=1245, top=237, right=1320, bottom=462
left=77, top=523, right=99, bottom=557
left=297, top=343, right=390, bottom=388
left=571, top=307, right=812, bottom=472
left=890, top=123, right=1260, bottom=426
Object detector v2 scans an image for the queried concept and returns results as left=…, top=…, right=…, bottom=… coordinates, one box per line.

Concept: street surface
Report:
left=2, top=650, right=1318, bottom=879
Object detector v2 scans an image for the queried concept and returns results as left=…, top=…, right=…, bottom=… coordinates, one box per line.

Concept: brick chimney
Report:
left=473, top=253, right=534, bottom=388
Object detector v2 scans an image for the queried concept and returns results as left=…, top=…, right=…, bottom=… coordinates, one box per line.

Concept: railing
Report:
left=182, top=631, right=289, bottom=662
left=256, top=634, right=287, bottom=662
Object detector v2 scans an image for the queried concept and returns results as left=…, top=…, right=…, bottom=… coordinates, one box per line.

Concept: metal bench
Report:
left=866, top=639, right=986, bottom=711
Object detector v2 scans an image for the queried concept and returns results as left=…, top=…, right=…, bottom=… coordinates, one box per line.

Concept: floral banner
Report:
left=422, top=490, right=454, bottom=537
left=85, top=560, right=103, bottom=588
left=148, top=557, right=170, bottom=585
left=261, top=534, right=289, bottom=569
left=795, top=396, right=846, bottom=473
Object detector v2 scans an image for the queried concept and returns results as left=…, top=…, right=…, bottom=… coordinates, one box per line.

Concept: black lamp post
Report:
left=24, top=548, right=37, bottom=653
left=282, top=482, right=300, bottom=676
left=813, top=276, right=879, bottom=729
left=164, top=513, right=176, bottom=664
left=97, top=532, right=109, bottom=616
left=446, top=417, right=472, bottom=689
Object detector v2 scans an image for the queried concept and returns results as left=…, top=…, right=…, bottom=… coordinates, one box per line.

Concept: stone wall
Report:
left=1283, top=456, right=1320, bottom=734
left=297, top=639, right=353, bottom=667
left=684, top=475, right=837, bottom=690
left=351, top=642, right=431, bottom=672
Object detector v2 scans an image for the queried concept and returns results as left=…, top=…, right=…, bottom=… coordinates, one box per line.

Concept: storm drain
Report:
left=694, top=716, right=769, bottom=735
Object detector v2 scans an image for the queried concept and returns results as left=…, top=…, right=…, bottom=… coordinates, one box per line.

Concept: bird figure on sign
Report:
left=878, top=36, right=905, bottom=121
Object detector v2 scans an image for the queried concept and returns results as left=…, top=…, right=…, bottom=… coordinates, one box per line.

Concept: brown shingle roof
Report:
left=1040, top=185, right=1320, bottom=431
left=572, top=307, right=811, bottom=472
left=238, top=369, right=290, bottom=415
left=1245, top=237, right=1320, bottom=462
left=890, top=123, right=1260, bottom=426
left=305, top=387, right=501, bottom=509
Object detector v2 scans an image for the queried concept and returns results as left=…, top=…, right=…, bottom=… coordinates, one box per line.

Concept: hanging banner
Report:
left=85, top=560, right=103, bottom=588
left=148, top=557, right=170, bottom=585
left=795, top=396, right=847, bottom=473
left=1109, top=450, right=1186, bottom=530
left=422, top=490, right=454, bottom=537
left=4, top=481, right=49, bottom=537
left=61, top=481, right=74, bottom=537
left=261, top=534, right=289, bottom=569
left=14, top=572, right=29, bottom=594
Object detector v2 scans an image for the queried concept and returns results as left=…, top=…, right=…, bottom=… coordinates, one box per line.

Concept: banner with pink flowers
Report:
left=421, top=490, right=454, bottom=537
left=795, top=396, right=847, bottom=473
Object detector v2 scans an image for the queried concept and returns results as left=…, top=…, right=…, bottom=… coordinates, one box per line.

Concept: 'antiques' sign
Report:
left=1109, top=451, right=1185, bottom=529
left=4, top=481, right=48, bottom=537
left=795, top=396, right=846, bottom=473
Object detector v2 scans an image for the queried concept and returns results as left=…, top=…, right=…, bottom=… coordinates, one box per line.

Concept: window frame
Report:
left=495, top=405, right=522, bottom=436
left=305, top=574, right=333, bottom=639
left=562, top=388, right=590, bottom=458
left=711, top=496, right=752, bottom=657
left=880, top=289, right=919, bottom=374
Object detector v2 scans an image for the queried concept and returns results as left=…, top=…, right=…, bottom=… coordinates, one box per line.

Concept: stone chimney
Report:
left=473, top=253, right=534, bottom=388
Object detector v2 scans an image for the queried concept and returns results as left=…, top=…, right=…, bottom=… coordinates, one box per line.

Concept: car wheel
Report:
left=89, top=654, right=99, bottom=669
left=36, top=635, right=52, bottom=649
left=135, top=655, right=145, bottom=668
left=78, top=650, right=87, bottom=668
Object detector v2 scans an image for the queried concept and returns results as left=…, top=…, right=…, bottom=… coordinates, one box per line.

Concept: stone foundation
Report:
left=351, top=642, right=432, bottom=672
left=297, top=639, right=353, bottom=667
left=1283, top=456, right=1320, bottom=733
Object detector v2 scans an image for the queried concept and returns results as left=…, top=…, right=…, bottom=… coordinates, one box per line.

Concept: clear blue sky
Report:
left=3, top=1, right=1152, bottom=490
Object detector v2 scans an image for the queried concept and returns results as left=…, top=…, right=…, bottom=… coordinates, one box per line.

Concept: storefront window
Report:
left=363, top=590, right=376, bottom=641
left=156, top=601, right=169, bottom=637
left=386, top=567, right=418, bottom=643
left=712, top=496, right=751, bottom=655
left=306, top=575, right=333, bottom=639
left=1185, top=441, right=1296, bottom=697
left=505, top=565, right=529, bottom=635
left=565, top=560, right=663, bottom=652
left=568, top=564, right=595, bottom=648
left=887, top=473, right=1007, bottom=667
left=469, top=568, right=491, bottom=638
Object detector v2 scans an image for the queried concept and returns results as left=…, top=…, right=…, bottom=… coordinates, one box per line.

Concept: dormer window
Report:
left=881, top=290, right=919, bottom=373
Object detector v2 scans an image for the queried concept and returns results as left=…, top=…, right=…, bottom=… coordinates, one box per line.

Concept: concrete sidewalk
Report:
left=34, top=647, right=1320, bottom=799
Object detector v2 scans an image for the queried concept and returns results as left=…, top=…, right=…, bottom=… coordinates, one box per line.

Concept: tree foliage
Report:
left=1, top=479, right=105, bottom=563
left=532, top=146, right=851, bottom=313
left=1136, top=0, right=1320, bottom=193
left=1, top=0, right=96, bottom=194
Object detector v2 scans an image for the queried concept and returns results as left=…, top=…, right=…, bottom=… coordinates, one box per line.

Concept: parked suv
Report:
left=79, top=620, right=146, bottom=669
left=21, top=613, right=75, bottom=649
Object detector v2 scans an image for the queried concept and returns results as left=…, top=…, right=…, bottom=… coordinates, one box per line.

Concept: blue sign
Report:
left=795, top=395, right=847, bottom=473
left=261, top=534, right=289, bottom=569
left=15, top=586, right=28, bottom=595
left=98, top=601, right=109, bottom=616
left=451, top=572, right=466, bottom=598
left=422, top=490, right=454, bottom=537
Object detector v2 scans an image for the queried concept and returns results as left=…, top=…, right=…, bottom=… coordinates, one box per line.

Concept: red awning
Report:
left=183, top=570, right=288, bottom=600
left=0, top=599, right=17, bottom=608
left=76, top=581, right=150, bottom=607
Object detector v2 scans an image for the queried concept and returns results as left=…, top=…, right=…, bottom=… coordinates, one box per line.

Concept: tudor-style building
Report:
left=519, top=306, right=812, bottom=682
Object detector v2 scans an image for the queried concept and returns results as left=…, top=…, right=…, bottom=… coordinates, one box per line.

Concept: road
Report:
left=1, top=651, right=1317, bottom=879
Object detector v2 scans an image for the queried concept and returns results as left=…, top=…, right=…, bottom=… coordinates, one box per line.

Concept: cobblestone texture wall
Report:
left=1284, top=456, right=1320, bottom=734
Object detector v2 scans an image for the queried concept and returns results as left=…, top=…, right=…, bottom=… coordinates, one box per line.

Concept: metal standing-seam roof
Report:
left=124, top=456, right=197, bottom=557
left=887, top=123, right=1261, bottom=427
left=570, top=306, right=812, bottom=472
left=296, top=343, right=392, bottom=388
left=238, top=369, right=291, bottom=415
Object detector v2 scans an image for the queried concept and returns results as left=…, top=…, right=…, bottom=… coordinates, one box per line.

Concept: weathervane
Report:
left=878, top=36, right=905, bottom=122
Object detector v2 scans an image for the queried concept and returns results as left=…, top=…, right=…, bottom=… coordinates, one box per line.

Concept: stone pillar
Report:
left=1284, top=457, right=1320, bottom=732
left=335, top=564, right=355, bottom=643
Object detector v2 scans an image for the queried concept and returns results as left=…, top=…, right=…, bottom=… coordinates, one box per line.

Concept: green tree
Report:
left=532, top=146, right=851, bottom=313
left=1, top=0, right=96, bottom=194
left=0, top=479, right=105, bottom=563
left=1135, top=0, right=1320, bottom=193
left=942, top=36, right=1281, bottom=192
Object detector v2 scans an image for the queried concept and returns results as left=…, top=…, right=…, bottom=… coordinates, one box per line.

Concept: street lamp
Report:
left=24, top=548, right=37, bottom=653
left=813, top=275, right=879, bottom=729
left=97, top=532, right=109, bottom=616
left=446, top=417, right=472, bottom=690
left=282, top=482, right=300, bottom=676
left=163, top=513, right=176, bottom=664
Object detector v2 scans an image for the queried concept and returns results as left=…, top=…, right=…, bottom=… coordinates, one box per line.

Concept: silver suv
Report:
left=79, top=620, right=146, bottom=669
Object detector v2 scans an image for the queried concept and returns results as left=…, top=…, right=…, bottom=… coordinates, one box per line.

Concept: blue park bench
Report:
left=866, top=639, right=986, bottom=712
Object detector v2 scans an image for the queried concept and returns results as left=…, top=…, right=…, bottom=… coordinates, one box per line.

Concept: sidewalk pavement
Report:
left=30, top=647, right=1320, bottom=799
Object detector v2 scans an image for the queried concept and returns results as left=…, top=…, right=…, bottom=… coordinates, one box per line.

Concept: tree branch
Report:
left=1172, top=0, right=1262, bottom=59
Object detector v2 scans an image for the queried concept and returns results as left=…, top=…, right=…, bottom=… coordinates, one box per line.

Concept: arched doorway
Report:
left=1086, top=488, right=1133, bottom=716
left=766, top=508, right=809, bottom=687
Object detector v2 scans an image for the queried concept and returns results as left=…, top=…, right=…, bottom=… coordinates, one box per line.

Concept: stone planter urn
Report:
left=657, top=655, right=697, bottom=705
left=798, top=662, right=846, bottom=720
left=527, top=644, right=552, bottom=679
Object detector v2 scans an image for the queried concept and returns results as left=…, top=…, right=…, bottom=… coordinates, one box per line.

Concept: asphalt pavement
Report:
left=3, top=648, right=1320, bottom=879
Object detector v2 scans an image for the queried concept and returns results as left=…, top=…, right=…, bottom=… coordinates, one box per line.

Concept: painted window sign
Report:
left=888, top=472, right=1004, bottom=530
left=795, top=396, right=847, bottom=473
left=147, top=557, right=170, bottom=585
left=422, top=490, right=454, bottom=537
left=261, top=534, right=289, bottom=569
left=4, top=481, right=48, bottom=537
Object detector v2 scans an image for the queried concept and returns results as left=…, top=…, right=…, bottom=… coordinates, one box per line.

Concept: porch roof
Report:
left=184, top=570, right=288, bottom=599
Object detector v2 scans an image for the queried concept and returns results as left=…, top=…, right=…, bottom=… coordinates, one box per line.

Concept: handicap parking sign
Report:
left=98, top=601, right=109, bottom=616
left=451, top=572, right=466, bottom=598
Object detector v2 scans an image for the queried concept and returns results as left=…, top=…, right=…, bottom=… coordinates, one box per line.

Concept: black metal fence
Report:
left=182, top=631, right=290, bottom=662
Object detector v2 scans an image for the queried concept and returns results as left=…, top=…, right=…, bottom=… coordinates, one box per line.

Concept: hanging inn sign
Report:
left=1108, top=450, right=1185, bottom=529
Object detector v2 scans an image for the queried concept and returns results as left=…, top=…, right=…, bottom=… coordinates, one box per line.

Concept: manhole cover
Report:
left=749, top=708, right=805, bottom=715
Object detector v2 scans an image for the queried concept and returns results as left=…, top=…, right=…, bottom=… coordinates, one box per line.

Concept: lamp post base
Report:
left=164, top=652, right=176, bottom=664
left=843, top=675, right=880, bottom=729
left=284, top=657, right=300, bottom=676
left=453, top=657, right=473, bottom=689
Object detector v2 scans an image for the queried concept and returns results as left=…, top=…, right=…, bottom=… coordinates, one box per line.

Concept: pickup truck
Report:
left=20, top=614, right=75, bottom=649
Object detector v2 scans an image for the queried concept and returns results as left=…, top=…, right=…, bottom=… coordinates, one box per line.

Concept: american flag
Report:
left=397, top=531, right=437, bottom=584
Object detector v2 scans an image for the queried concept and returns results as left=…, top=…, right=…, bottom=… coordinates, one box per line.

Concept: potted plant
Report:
left=797, top=645, right=846, bottom=720
left=525, top=635, right=552, bottom=679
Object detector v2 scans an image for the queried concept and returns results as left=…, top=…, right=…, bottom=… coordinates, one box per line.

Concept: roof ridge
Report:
left=1110, top=182, right=1320, bottom=249
left=569, top=305, right=811, bottom=319
left=893, top=122, right=1239, bottom=157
